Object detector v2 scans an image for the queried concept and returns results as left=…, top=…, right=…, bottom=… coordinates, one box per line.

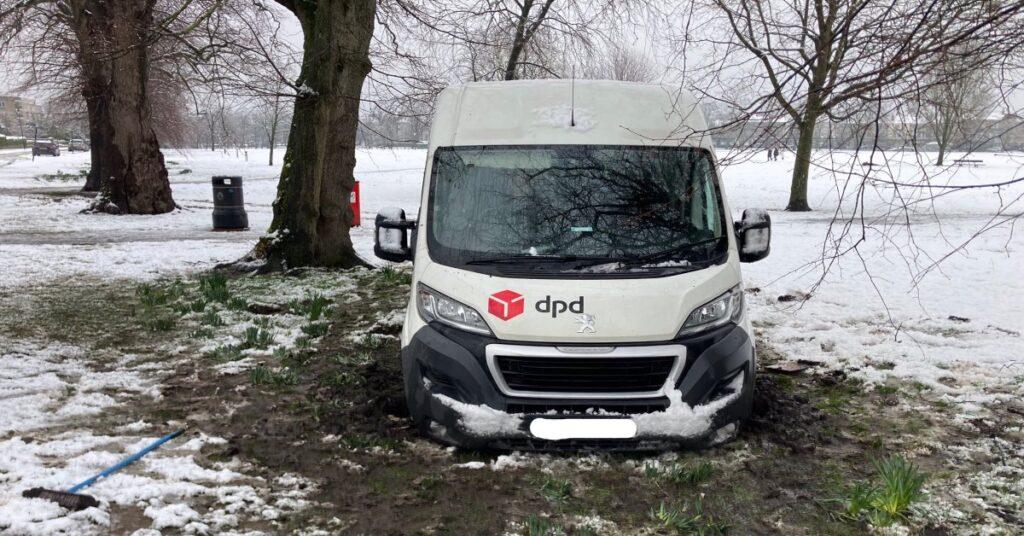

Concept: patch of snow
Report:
left=534, top=105, right=596, bottom=131
left=633, top=374, right=744, bottom=438
left=433, top=394, right=524, bottom=437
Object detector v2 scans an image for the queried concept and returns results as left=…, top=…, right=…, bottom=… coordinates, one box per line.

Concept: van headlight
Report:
left=417, top=283, right=493, bottom=336
left=677, top=286, right=743, bottom=337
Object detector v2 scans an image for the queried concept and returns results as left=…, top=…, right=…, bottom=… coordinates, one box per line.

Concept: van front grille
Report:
left=494, top=355, right=675, bottom=394
left=505, top=400, right=669, bottom=415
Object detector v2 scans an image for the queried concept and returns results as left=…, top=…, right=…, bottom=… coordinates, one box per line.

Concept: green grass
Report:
left=249, top=364, right=272, bottom=385
left=199, top=272, right=231, bottom=303
left=136, top=283, right=178, bottom=308
left=538, top=476, right=573, bottom=503
left=357, top=333, right=386, bottom=349
left=648, top=499, right=728, bottom=535
left=201, top=309, right=225, bottom=327
left=291, top=292, right=332, bottom=321
left=188, top=327, right=214, bottom=339
left=242, top=325, right=275, bottom=349
left=524, top=514, right=558, bottom=536
left=301, top=322, right=329, bottom=338
left=144, top=315, right=176, bottom=332
left=227, top=297, right=248, bottom=311
left=644, top=461, right=716, bottom=487
left=376, top=266, right=412, bottom=286
left=839, top=456, right=926, bottom=527
left=205, top=344, right=243, bottom=362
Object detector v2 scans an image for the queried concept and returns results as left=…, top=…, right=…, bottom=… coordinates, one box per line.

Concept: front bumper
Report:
left=401, top=322, right=755, bottom=450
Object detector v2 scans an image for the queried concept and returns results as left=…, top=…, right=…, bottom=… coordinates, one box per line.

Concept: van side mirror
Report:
left=734, top=209, right=771, bottom=263
left=374, top=207, right=417, bottom=263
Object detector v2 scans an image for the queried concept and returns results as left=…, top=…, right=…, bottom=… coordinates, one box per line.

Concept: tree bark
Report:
left=787, top=116, right=818, bottom=212
left=69, top=0, right=118, bottom=193
left=503, top=0, right=533, bottom=80
left=68, top=0, right=174, bottom=212
left=255, top=0, right=375, bottom=270
left=95, top=0, right=175, bottom=214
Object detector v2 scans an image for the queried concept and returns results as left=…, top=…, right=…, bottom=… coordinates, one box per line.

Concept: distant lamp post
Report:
left=27, top=121, right=37, bottom=161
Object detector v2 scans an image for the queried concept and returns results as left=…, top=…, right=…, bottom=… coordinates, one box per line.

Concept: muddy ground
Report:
left=2, top=268, right=1021, bottom=535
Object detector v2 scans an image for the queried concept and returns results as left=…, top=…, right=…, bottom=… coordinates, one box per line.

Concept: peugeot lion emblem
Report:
left=576, top=313, right=596, bottom=334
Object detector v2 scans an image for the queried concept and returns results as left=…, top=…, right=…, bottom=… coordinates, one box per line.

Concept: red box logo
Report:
left=488, top=290, right=524, bottom=320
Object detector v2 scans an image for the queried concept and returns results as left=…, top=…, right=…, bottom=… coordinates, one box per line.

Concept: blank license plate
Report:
left=529, top=418, right=637, bottom=440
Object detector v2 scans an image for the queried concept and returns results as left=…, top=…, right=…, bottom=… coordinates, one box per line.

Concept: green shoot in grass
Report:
left=840, top=456, right=926, bottom=527
left=188, top=328, right=214, bottom=339
left=249, top=364, right=272, bottom=385
left=538, top=476, right=573, bottom=503
left=377, top=266, right=412, bottom=286
left=199, top=272, right=231, bottom=302
left=358, top=333, right=385, bottom=349
left=204, top=344, right=243, bottom=362
left=301, top=322, right=329, bottom=338
left=644, top=461, right=716, bottom=487
left=145, top=315, right=176, bottom=332
left=291, top=292, right=332, bottom=321
left=201, top=309, right=225, bottom=327
left=227, top=297, right=248, bottom=311
left=524, top=514, right=556, bottom=536
left=665, top=461, right=716, bottom=486
left=136, top=284, right=170, bottom=307
left=649, top=498, right=728, bottom=535
left=242, top=326, right=275, bottom=349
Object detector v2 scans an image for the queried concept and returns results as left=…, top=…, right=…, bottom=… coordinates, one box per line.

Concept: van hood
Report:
left=416, top=260, right=741, bottom=344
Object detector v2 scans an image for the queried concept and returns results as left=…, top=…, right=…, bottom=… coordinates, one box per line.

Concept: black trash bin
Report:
left=212, top=176, right=249, bottom=230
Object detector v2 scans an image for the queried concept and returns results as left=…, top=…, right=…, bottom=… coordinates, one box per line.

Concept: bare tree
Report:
left=245, top=0, right=376, bottom=270
left=1, top=0, right=224, bottom=213
left=919, top=54, right=993, bottom=166
left=582, top=44, right=657, bottom=82
left=394, top=0, right=624, bottom=82
left=255, top=92, right=290, bottom=165
left=682, top=0, right=1024, bottom=211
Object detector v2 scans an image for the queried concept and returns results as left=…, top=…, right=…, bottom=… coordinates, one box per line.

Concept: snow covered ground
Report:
left=1, top=145, right=1022, bottom=533
left=0, top=146, right=426, bottom=288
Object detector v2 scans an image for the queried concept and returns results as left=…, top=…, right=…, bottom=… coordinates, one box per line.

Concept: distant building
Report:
left=0, top=96, right=44, bottom=136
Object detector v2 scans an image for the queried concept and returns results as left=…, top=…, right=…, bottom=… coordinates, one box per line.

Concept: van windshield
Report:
left=427, top=145, right=728, bottom=275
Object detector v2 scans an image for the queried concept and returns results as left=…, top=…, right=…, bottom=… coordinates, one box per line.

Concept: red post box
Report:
left=350, top=181, right=361, bottom=227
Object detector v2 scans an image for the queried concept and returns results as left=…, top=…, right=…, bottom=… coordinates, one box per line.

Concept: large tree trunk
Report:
left=69, top=0, right=118, bottom=193
left=81, top=93, right=119, bottom=192
left=787, top=116, right=819, bottom=212
left=255, top=0, right=375, bottom=270
left=95, top=0, right=175, bottom=214
left=70, top=0, right=174, bottom=212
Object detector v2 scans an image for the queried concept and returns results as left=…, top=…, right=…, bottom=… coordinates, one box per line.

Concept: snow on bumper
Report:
left=432, top=373, right=745, bottom=443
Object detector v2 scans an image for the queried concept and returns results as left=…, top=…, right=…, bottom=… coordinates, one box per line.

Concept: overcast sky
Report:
left=3, top=3, right=1022, bottom=116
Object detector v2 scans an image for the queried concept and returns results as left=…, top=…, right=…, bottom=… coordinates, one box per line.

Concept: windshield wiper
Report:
left=569, top=236, right=727, bottom=270
left=465, top=254, right=585, bottom=265
left=620, top=236, right=727, bottom=266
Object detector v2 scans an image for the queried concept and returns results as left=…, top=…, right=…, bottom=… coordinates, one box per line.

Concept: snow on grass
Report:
left=0, top=428, right=316, bottom=535
left=0, top=147, right=426, bottom=288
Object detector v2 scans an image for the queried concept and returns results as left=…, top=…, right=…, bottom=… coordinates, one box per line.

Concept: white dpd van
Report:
left=375, top=80, right=771, bottom=449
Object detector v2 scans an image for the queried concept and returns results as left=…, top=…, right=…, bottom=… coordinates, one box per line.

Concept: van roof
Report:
left=429, top=79, right=712, bottom=149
